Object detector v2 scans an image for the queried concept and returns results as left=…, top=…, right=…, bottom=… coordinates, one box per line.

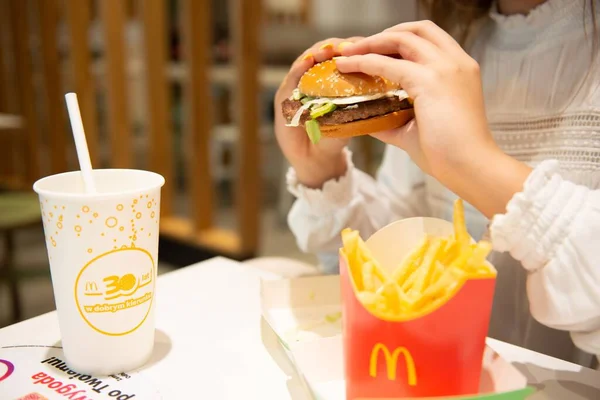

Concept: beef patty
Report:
left=282, top=97, right=412, bottom=126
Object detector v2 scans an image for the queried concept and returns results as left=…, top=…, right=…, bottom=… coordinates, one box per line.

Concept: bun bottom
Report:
left=320, top=108, right=415, bottom=139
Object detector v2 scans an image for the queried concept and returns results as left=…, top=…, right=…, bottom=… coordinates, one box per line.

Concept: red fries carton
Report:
left=340, top=216, right=497, bottom=399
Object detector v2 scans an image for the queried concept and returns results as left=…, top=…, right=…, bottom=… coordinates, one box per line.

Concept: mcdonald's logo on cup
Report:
left=369, top=343, right=417, bottom=386
left=85, top=281, right=98, bottom=292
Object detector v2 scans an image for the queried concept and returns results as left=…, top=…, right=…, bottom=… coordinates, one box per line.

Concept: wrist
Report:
left=448, top=141, right=504, bottom=180
left=293, top=151, right=348, bottom=189
left=438, top=143, right=533, bottom=218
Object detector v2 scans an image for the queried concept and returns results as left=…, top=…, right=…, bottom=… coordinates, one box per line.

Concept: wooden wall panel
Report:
left=181, top=0, right=213, bottom=230
left=65, top=0, right=99, bottom=165
left=229, top=0, right=262, bottom=254
left=99, top=0, right=131, bottom=168
left=141, top=0, right=174, bottom=216
left=10, top=0, right=40, bottom=184
left=38, top=0, right=69, bottom=174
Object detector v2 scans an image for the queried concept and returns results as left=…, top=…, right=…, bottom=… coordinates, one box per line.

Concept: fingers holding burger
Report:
left=281, top=59, right=414, bottom=144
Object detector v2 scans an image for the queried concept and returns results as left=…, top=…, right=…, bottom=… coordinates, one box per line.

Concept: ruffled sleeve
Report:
left=491, top=160, right=600, bottom=357
left=287, top=145, right=429, bottom=273
left=287, top=148, right=356, bottom=217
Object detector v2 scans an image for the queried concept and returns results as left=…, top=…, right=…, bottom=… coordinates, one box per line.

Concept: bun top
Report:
left=298, top=59, right=401, bottom=97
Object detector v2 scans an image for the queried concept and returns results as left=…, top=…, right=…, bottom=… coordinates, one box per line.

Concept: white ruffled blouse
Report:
left=286, top=0, right=600, bottom=365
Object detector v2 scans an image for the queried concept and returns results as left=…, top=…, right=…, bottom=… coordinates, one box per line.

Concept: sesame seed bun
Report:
left=298, top=59, right=402, bottom=97
left=320, top=109, right=415, bottom=138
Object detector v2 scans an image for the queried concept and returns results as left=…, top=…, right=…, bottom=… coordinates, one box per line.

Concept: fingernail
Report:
left=302, top=53, right=313, bottom=61
left=319, top=43, right=334, bottom=51
left=334, top=56, right=348, bottom=65
left=338, top=41, right=353, bottom=51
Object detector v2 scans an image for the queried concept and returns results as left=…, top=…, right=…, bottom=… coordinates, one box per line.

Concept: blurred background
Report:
left=0, top=0, right=420, bottom=328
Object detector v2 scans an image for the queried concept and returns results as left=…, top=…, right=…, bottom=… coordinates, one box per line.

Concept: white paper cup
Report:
left=33, top=169, right=165, bottom=376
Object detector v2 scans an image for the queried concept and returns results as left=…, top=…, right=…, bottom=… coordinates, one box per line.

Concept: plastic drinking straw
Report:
left=65, top=92, right=97, bottom=193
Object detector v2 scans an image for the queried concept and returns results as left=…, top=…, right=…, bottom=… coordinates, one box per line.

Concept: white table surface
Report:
left=1, top=257, right=599, bottom=399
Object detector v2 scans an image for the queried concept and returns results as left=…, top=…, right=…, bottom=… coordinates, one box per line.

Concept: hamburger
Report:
left=281, top=59, right=414, bottom=144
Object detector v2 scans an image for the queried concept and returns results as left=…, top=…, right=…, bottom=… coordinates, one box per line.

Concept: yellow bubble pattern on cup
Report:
left=38, top=206, right=66, bottom=246
left=41, top=193, right=159, bottom=254
left=106, top=217, right=118, bottom=228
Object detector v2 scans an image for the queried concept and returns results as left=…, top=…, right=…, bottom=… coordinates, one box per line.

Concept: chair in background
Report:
left=0, top=101, right=42, bottom=328
left=0, top=1, right=45, bottom=324
left=0, top=191, right=42, bottom=324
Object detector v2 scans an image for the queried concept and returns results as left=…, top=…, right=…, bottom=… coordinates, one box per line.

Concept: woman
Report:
left=274, top=0, right=600, bottom=365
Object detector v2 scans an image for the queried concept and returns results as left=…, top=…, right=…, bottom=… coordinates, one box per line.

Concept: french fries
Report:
left=341, top=199, right=496, bottom=320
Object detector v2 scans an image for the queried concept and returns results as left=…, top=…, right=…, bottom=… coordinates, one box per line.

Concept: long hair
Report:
left=420, top=0, right=598, bottom=54
left=419, top=0, right=492, bottom=44
left=585, top=0, right=599, bottom=58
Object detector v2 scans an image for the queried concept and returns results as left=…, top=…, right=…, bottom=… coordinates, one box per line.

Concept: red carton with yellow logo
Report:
left=340, top=216, right=497, bottom=399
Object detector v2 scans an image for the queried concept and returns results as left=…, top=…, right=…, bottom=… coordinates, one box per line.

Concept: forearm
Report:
left=293, top=151, right=348, bottom=189
left=436, top=144, right=532, bottom=219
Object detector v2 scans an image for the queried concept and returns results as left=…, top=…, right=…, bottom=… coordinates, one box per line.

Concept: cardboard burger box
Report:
left=260, top=269, right=534, bottom=400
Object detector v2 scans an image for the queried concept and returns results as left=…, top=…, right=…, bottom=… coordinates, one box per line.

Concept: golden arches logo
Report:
left=85, top=281, right=101, bottom=296
left=369, top=343, right=417, bottom=386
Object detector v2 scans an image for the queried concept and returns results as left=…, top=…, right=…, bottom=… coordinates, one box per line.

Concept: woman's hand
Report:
left=336, top=21, right=531, bottom=217
left=274, top=38, right=362, bottom=189
left=337, top=21, right=493, bottom=178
